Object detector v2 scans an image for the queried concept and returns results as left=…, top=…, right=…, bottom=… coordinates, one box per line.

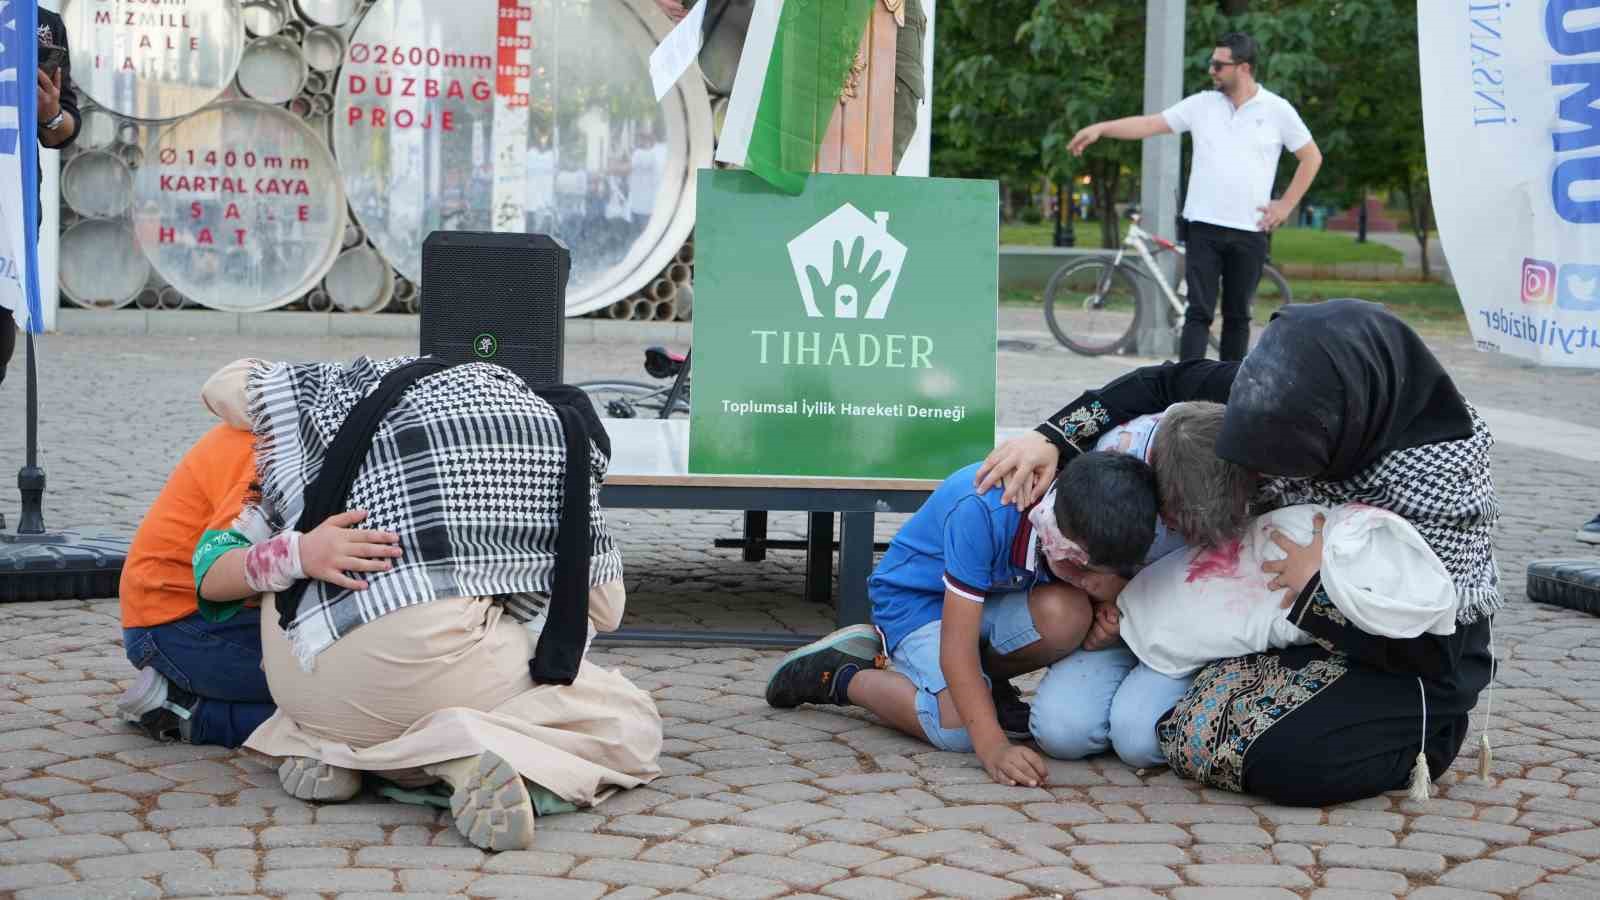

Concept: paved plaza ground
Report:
left=2, top=308, right=1600, bottom=899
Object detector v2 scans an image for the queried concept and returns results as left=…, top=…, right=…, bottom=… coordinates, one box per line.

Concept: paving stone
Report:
left=50, top=793, right=137, bottom=813
left=397, top=869, right=480, bottom=893
left=1437, top=858, right=1547, bottom=892
left=16, top=877, right=162, bottom=900
left=259, top=868, right=399, bottom=893
left=895, top=863, right=1027, bottom=899
left=1410, top=814, right=1534, bottom=844
left=1171, top=883, right=1305, bottom=890
left=161, top=868, right=258, bottom=896
left=264, top=846, right=353, bottom=868
left=1072, top=844, right=1192, bottom=865
left=1022, top=802, right=1109, bottom=825
left=4, top=777, right=90, bottom=799
left=1407, top=888, right=1502, bottom=900
left=1272, top=842, right=1316, bottom=867
left=1318, top=844, right=1448, bottom=876
left=258, top=824, right=387, bottom=847
left=569, top=859, right=704, bottom=891
left=857, top=856, right=923, bottom=878
left=1539, top=828, right=1600, bottom=854
left=77, top=850, right=212, bottom=879
left=984, top=822, right=1075, bottom=848
left=693, top=873, right=790, bottom=900
left=51, top=811, right=142, bottom=835
left=529, top=831, right=644, bottom=859
left=1492, top=844, right=1586, bottom=868
left=1274, top=825, right=1397, bottom=847
left=1085, top=864, right=1182, bottom=887
left=706, top=765, right=816, bottom=787
left=606, top=814, right=692, bottom=838
left=1182, top=864, right=1314, bottom=888
left=354, top=846, right=487, bottom=869
left=1192, top=824, right=1273, bottom=845
left=476, top=845, right=579, bottom=871
left=1320, top=868, right=1409, bottom=892
left=792, top=841, right=889, bottom=869
left=317, top=803, right=443, bottom=826
left=1400, top=831, right=1489, bottom=859
left=0, top=833, right=127, bottom=863
left=0, top=863, right=75, bottom=892
left=819, top=875, right=925, bottom=900
left=640, top=840, right=733, bottom=868
left=911, top=804, right=1029, bottom=829
left=1190, top=843, right=1275, bottom=864
left=718, top=853, right=847, bottom=888
left=877, top=828, right=1000, bottom=859
left=1075, top=824, right=1191, bottom=845
left=732, top=800, right=838, bottom=830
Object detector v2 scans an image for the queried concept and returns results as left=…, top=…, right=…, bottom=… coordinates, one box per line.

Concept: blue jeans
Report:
left=889, top=590, right=1041, bottom=752
left=1031, top=645, right=1195, bottom=768
left=123, top=608, right=276, bottom=748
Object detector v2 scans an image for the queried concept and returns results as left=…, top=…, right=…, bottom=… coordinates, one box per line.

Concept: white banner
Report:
left=0, top=0, right=41, bottom=334
left=1421, top=1, right=1600, bottom=367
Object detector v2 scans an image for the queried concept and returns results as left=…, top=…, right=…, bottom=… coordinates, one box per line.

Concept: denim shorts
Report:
left=888, top=589, right=1040, bottom=752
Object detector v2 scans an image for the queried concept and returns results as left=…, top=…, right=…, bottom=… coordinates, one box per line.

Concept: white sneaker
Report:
left=278, top=757, right=361, bottom=802
left=116, top=667, right=196, bottom=743
left=429, top=751, right=536, bottom=851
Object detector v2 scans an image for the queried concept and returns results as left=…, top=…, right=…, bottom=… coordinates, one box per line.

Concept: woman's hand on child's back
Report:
left=301, top=510, right=403, bottom=591
left=978, top=742, right=1048, bottom=788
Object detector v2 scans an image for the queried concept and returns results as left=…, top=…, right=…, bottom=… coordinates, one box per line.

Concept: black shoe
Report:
left=766, top=624, right=883, bottom=708
left=990, top=676, right=1033, bottom=741
left=116, top=667, right=199, bottom=743
left=1579, top=514, right=1600, bottom=545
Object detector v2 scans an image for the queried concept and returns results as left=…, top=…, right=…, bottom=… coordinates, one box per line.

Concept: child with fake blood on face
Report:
left=764, top=451, right=1159, bottom=787
left=114, top=368, right=403, bottom=748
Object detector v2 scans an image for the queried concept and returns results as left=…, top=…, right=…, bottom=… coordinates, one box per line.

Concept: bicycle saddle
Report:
left=644, top=346, right=687, bottom=380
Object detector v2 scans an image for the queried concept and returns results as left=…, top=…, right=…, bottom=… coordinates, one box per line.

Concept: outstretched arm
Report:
left=976, top=360, right=1239, bottom=505
left=1068, top=114, right=1173, bottom=155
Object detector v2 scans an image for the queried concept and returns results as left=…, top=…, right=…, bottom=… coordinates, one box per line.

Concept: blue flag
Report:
left=0, top=0, right=41, bottom=334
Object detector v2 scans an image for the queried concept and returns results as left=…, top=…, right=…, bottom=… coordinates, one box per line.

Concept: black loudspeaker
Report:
left=420, top=231, right=569, bottom=389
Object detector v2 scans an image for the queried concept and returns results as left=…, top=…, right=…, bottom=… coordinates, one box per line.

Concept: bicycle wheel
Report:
left=575, top=380, right=688, bottom=419
left=1043, top=258, right=1141, bottom=356
left=1256, top=263, right=1293, bottom=314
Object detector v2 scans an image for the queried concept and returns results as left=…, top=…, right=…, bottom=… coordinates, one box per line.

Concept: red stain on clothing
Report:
left=245, top=533, right=293, bottom=589
left=1185, top=538, right=1244, bottom=583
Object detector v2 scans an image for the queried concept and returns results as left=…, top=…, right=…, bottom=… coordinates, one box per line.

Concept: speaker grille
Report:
left=420, top=231, right=568, bottom=388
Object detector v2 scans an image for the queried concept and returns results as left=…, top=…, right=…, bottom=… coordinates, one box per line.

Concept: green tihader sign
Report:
left=690, top=170, right=999, bottom=480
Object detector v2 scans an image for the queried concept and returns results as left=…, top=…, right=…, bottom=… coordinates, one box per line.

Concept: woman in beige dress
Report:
left=199, top=358, right=662, bottom=851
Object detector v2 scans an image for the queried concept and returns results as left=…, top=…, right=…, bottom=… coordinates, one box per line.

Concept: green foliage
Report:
left=932, top=0, right=1426, bottom=248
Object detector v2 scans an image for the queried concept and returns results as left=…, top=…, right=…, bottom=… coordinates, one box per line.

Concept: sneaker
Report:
left=278, top=757, right=362, bottom=803
left=1579, top=515, right=1600, bottom=544
left=430, top=750, right=537, bottom=852
left=990, top=677, right=1033, bottom=742
left=766, top=623, right=884, bottom=709
left=116, top=667, right=198, bottom=743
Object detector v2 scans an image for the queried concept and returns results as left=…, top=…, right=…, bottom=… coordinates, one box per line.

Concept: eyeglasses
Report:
left=1209, top=59, right=1243, bottom=71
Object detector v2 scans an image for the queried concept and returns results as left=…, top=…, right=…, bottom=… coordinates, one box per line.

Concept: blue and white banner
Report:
left=0, top=0, right=40, bottom=334
left=1420, top=1, right=1600, bottom=367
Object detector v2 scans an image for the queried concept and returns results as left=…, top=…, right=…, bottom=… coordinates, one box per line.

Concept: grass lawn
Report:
left=1002, top=278, right=1468, bottom=333
left=999, top=221, right=1403, bottom=266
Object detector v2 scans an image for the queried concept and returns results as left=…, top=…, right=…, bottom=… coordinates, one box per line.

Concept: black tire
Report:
left=574, top=380, right=688, bottom=419
left=1043, top=258, right=1141, bottom=356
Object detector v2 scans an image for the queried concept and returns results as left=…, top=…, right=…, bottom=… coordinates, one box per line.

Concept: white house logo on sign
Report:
left=788, top=203, right=907, bottom=320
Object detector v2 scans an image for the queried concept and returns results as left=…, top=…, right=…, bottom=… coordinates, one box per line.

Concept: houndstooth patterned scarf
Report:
left=1254, top=405, right=1501, bottom=624
left=242, top=356, right=624, bottom=668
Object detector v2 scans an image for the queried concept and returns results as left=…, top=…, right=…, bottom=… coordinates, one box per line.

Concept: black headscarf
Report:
left=1215, top=299, right=1473, bottom=481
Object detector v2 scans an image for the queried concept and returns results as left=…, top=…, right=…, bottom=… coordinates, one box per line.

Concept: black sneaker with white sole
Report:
left=766, top=623, right=884, bottom=709
left=116, top=667, right=199, bottom=743
left=990, top=676, right=1033, bottom=741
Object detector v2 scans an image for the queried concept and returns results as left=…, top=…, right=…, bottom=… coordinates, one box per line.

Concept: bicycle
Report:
left=1043, top=214, right=1294, bottom=356
left=575, top=346, right=692, bottom=419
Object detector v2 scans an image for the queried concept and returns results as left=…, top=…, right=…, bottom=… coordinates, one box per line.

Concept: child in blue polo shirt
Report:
left=766, top=451, right=1158, bottom=787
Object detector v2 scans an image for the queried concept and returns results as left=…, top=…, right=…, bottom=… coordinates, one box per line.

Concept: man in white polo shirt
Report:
left=1068, top=32, right=1322, bottom=361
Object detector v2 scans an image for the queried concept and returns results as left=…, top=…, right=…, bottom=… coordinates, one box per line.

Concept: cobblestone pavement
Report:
left=2, top=311, right=1600, bottom=898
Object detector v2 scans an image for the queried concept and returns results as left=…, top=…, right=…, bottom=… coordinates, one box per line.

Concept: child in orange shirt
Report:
left=118, top=419, right=401, bottom=747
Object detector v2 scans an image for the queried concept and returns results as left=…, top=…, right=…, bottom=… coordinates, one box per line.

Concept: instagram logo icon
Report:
left=1523, top=258, right=1557, bottom=304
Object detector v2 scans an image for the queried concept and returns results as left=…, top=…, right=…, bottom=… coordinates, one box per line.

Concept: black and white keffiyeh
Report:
left=241, top=356, right=624, bottom=668
left=1255, top=406, right=1501, bottom=624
